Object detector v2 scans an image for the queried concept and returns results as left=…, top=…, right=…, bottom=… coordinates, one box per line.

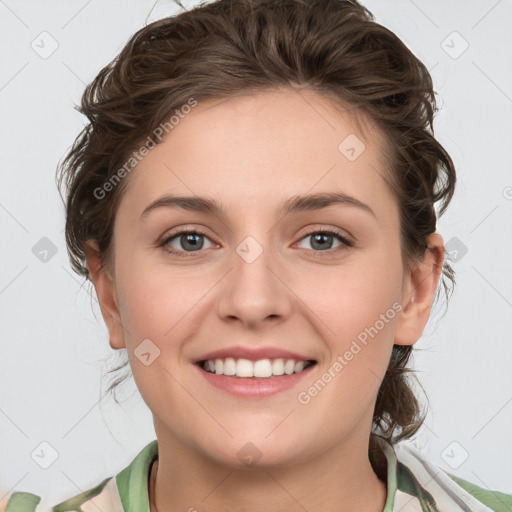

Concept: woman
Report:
left=3, top=0, right=511, bottom=510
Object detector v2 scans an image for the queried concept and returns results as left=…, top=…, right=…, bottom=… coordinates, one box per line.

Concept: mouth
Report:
left=197, top=357, right=318, bottom=378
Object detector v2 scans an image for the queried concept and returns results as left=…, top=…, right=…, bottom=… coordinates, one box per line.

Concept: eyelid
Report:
left=159, top=226, right=215, bottom=253
left=293, top=227, right=353, bottom=256
left=296, top=225, right=353, bottom=244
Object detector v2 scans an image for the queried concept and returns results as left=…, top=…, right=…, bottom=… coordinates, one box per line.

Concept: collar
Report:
left=36, top=433, right=503, bottom=512
left=113, top=435, right=497, bottom=512
left=116, top=438, right=158, bottom=512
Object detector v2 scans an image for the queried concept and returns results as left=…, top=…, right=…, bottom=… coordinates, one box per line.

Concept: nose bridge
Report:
left=217, top=232, right=292, bottom=326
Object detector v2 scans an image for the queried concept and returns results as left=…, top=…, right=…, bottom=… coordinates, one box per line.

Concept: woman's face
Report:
left=91, top=88, right=439, bottom=468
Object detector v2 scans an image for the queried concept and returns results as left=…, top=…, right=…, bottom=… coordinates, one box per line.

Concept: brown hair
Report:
left=57, top=0, right=456, bottom=445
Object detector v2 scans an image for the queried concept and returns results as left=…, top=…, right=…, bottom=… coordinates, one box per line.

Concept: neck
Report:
left=149, top=434, right=387, bottom=512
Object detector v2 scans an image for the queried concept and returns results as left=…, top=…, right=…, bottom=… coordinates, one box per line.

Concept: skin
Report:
left=85, top=88, right=444, bottom=512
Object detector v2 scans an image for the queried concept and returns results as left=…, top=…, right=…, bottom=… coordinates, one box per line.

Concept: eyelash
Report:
left=159, top=227, right=353, bottom=259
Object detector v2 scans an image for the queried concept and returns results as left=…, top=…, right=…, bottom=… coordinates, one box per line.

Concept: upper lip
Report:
left=193, top=345, right=316, bottom=363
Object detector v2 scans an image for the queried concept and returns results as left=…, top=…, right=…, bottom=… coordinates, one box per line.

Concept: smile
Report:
left=195, top=358, right=318, bottom=398
left=199, top=357, right=317, bottom=378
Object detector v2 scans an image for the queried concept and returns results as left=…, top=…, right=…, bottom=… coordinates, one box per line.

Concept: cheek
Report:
left=311, top=249, right=403, bottom=342
left=115, top=250, right=207, bottom=340
left=114, top=270, right=204, bottom=413
left=304, top=246, right=403, bottom=392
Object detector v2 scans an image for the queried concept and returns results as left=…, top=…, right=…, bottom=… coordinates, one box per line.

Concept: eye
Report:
left=160, top=227, right=352, bottom=258
left=161, top=228, right=215, bottom=257
left=296, top=229, right=352, bottom=254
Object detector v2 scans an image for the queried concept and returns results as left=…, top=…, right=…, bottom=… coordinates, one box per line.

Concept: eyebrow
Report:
left=140, top=191, right=376, bottom=220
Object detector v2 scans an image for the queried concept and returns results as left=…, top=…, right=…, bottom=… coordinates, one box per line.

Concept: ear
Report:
left=84, top=239, right=126, bottom=350
left=394, top=233, right=444, bottom=346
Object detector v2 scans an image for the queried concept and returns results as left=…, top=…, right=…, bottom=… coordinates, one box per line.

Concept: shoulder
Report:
left=1, top=477, right=120, bottom=512
left=1, top=439, right=158, bottom=512
left=444, top=473, right=512, bottom=512
left=391, top=439, right=512, bottom=512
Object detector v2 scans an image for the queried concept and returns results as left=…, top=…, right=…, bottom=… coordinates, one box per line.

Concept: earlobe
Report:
left=84, top=239, right=126, bottom=350
left=394, top=233, right=444, bottom=346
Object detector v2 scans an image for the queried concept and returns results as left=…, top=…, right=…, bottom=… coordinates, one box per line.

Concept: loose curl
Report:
left=57, top=0, right=456, bottom=448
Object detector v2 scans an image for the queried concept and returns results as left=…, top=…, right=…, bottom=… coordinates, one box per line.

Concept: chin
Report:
left=202, top=432, right=302, bottom=470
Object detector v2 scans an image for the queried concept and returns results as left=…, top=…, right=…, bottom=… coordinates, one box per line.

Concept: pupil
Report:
left=311, top=233, right=332, bottom=250
left=182, top=233, right=203, bottom=251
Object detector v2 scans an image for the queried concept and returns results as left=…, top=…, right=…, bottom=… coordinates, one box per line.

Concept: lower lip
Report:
left=195, top=363, right=316, bottom=398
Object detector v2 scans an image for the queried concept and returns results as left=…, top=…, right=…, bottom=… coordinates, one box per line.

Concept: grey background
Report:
left=1, top=0, right=511, bottom=508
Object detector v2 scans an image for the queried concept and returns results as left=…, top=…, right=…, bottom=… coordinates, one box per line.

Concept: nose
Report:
left=216, top=239, right=293, bottom=329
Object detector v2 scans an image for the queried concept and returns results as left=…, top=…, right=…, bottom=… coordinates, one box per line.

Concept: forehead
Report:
left=119, top=88, right=393, bottom=218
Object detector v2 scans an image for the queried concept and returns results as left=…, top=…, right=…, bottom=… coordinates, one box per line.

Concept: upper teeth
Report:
left=202, top=358, right=312, bottom=378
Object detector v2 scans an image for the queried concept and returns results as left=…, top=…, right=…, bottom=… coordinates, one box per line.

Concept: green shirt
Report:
left=3, top=436, right=511, bottom=512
